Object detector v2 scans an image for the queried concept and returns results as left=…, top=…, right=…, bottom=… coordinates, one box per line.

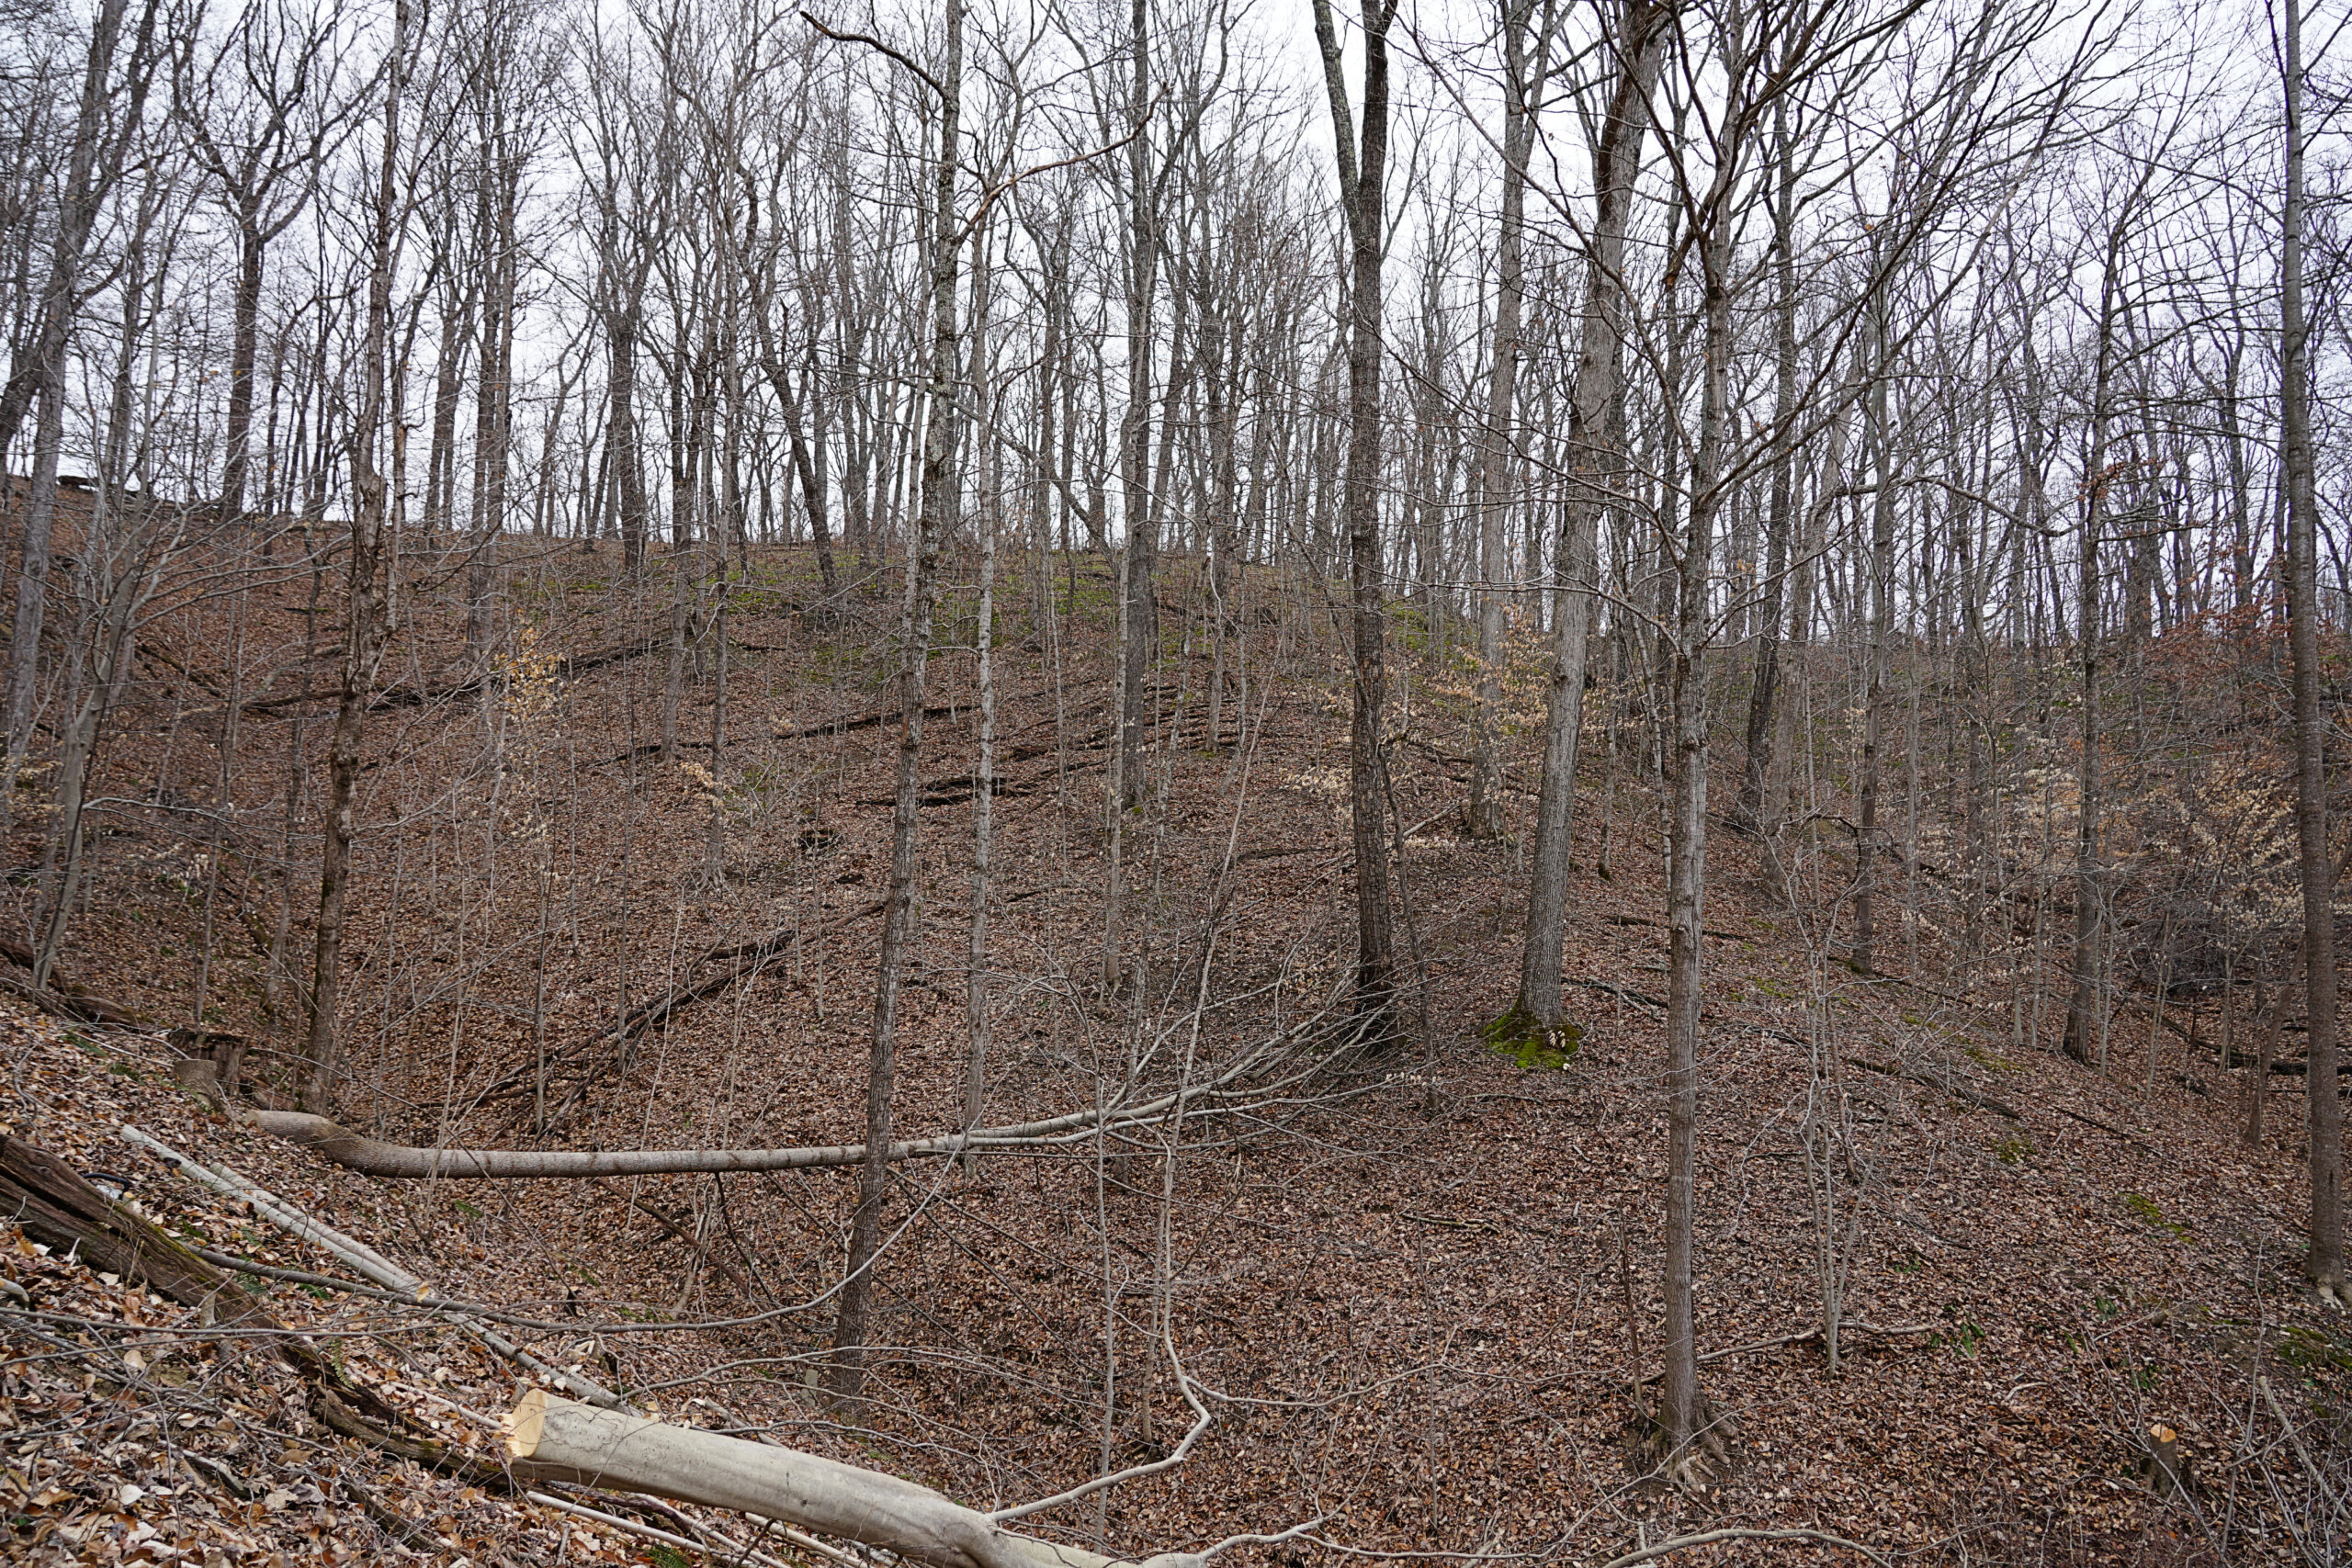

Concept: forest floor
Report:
left=1, top=536, right=2345, bottom=1566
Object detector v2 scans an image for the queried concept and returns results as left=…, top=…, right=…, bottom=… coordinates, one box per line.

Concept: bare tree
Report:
left=821, top=0, right=966, bottom=1404
left=1464, top=0, right=1555, bottom=841
left=1516, top=0, right=1667, bottom=1033
left=1310, top=0, right=1400, bottom=1034
left=172, top=0, right=352, bottom=521
left=295, top=0, right=409, bottom=1112
left=2278, top=0, right=2340, bottom=1302
left=4, top=0, right=162, bottom=770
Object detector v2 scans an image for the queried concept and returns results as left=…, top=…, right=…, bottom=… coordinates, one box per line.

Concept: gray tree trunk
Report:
left=4, top=0, right=147, bottom=768
left=1464, top=0, right=1549, bottom=841
left=1517, top=0, right=1666, bottom=1029
left=831, top=0, right=964, bottom=1401
left=297, top=0, right=407, bottom=1114
left=1312, top=0, right=1401, bottom=1034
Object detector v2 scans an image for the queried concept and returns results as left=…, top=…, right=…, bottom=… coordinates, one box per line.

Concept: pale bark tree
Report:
left=4, top=0, right=163, bottom=771
left=172, top=0, right=351, bottom=521
left=1464, top=0, right=1555, bottom=841
left=1517, top=0, right=1667, bottom=1032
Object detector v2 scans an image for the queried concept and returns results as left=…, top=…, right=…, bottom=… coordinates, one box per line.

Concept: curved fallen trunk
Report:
left=506, top=1390, right=1204, bottom=1568
left=246, top=1027, right=1317, bottom=1179
left=251, top=1092, right=1173, bottom=1179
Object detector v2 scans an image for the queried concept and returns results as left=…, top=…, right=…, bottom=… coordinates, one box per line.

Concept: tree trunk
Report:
left=1659, top=198, right=1732, bottom=1469
left=1464, top=0, right=1547, bottom=841
left=2281, top=0, right=2342, bottom=1297
left=466, top=123, right=517, bottom=666
left=1117, top=0, right=1159, bottom=814
left=1517, top=0, right=1665, bottom=1029
left=220, top=219, right=266, bottom=517
left=507, top=1391, right=1218, bottom=1568
left=832, top=0, right=963, bottom=1402
left=966, top=503, right=997, bottom=1165
left=297, top=0, right=406, bottom=1114
left=1311, top=0, right=1401, bottom=1035
left=611, top=311, right=649, bottom=578
left=765, top=336, right=839, bottom=600
left=4, top=0, right=143, bottom=767
left=1851, top=276, right=1895, bottom=976
left=1735, top=111, right=1799, bottom=834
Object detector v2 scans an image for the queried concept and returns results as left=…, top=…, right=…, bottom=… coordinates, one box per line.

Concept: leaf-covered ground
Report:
left=3, top=541, right=2343, bottom=1564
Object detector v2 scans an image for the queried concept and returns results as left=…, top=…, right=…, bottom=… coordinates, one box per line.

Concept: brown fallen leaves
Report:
left=3, top=550, right=2345, bottom=1567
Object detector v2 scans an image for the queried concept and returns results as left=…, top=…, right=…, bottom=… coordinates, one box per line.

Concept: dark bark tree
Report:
left=1115, top=0, right=1159, bottom=815
left=827, top=0, right=964, bottom=1403
left=1310, top=0, right=1401, bottom=1035
left=1732, top=102, right=1799, bottom=834
left=2279, top=0, right=2341, bottom=1301
left=296, top=0, right=407, bottom=1112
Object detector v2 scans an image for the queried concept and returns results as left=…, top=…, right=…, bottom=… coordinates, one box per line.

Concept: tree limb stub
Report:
left=506, top=1389, right=1206, bottom=1568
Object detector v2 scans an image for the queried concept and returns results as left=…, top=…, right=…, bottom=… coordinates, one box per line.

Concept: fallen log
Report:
left=242, top=633, right=668, bottom=716
left=0, top=1133, right=508, bottom=1486
left=250, top=1090, right=1197, bottom=1179
left=122, top=1122, right=625, bottom=1409
left=506, top=1389, right=1221, bottom=1568
left=477, top=900, right=886, bottom=1113
left=250, top=1021, right=1317, bottom=1179
left=0, top=936, right=147, bottom=1026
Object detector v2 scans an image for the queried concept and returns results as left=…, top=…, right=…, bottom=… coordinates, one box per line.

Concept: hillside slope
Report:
left=1, top=543, right=2342, bottom=1566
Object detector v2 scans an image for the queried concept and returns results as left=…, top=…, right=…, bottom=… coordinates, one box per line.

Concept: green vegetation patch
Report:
left=2120, top=1191, right=2191, bottom=1237
left=1963, top=1043, right=2021, bottom=1073
left=2278, top=1324, right=2352, bottom=1375
left=1931, top=1316, right=1985, bottom=1358
left=1480, top=1007, right=1582, bottom=1071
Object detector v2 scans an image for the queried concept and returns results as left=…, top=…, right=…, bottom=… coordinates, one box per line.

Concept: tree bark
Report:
left=1464, top=0, right=1548, bottom=841
left=297, top=0, right=405, bottom=1114
left=1733, top=107, right=1799, bottom=835
left=1117, top=0, right=1159, bottom=813
left=220, top=220, right=266, bottom=515
left=1850, top=274, right=1895, bottom=976
left=1311, top=0, right=1402, bottom=1035
left=508, top=1391, right=1218, bottom=1568
left=1517, top=0, right=1665, bottom=1029
left=4, top=0, right=148, bottom=767
left=2062, top=208, right=2138, bottom=1066
left=831, top=0, right=963, bottom=1402
left=1659, top=199, right=1732, bottom=1467
left=2281, top=0, right=2342, bottom=1297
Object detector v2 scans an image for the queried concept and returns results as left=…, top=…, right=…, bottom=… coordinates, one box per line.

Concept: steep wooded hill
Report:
left=0, top=539, right=2339, bottom=1566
